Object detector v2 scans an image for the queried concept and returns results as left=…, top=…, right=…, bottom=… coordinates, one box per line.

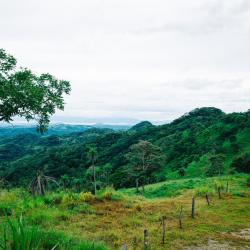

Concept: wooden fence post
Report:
left=226, top=181, right=229, bottom=193
left=144, top=229, right=148, bottom=250
left=178, top=206, right=183, bottom=229
left=206, top=194, right=210, bottom=206
left=218, top=187, right=221, bottom=199
left=191, top=197, right=195, bottom=218
left=161, top=216, right=167, bottom=244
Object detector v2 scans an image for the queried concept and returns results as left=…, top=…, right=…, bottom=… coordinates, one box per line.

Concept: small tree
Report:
left=102, top=163, right=112, bottom=186
left=72, top=178, right=81, bottom=192
left=178, top=168, right=185, bottom=177
left=60, top=174, right=70, bottom=189
left=205, top=154, right=225, bottom=176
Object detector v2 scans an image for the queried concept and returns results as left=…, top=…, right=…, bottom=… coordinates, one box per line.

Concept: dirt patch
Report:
left=185, top=239, right=233, bottom=250
left=185, top=229, right=250, bottom=250
left=231, top=228, right=250, bottom=240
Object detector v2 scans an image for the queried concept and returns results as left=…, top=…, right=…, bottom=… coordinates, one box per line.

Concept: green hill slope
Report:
left=0, top=107, right=249, bottom=189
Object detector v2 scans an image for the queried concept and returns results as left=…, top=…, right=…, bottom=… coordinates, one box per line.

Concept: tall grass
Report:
left=0, top=215, right=107, bottom=250
left=0, top=215, right=43, bottom=250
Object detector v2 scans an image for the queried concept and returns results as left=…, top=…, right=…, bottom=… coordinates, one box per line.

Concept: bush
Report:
left=134, top=203, right=142, bottom=212
left=61, top=193, right=79, bottom=209
left=231, top=153, right=250, bottom=173
left=247, top=177, right=250, bottom=187
left=43, top=193, right=64, bottom=206
left=213, top=180, right=225, bottom=191
left=79, top=192, right=95, bottom=203
left=0, top=204, right=13, bottom=216
left=194, top=186, right=214, bottom=197
left=97, top=187, right=122, bottom=201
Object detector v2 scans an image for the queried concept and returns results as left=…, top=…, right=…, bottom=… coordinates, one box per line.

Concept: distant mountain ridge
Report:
left=0, top=123, right=131, bottom=137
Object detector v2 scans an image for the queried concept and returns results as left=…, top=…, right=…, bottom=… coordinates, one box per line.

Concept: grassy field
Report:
left=0, top=174, right=250, bottom=249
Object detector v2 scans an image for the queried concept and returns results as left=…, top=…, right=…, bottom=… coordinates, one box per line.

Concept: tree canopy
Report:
left=0, top=49, right=71, bottom=133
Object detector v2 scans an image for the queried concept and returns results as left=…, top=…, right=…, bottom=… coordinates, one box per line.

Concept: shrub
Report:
left=43, top=193, right=63, bottom=206
left=96, top=187, right=123, bottom=201
left=0, top=204, right=13, bottom=216
left=213, top=180, right=225, bottom=191
left=213, top=180, right=225, bottom=198
left=79, top=192, right=95, bottom=203
left=247, top=177, right=250, bottom=187
left=102, top=190, right=112, bottom=200
left=134, top=203, right=142, bottom=212
left=61, top=194, right=79, bottom=209
left=194, top=186, right=214, bottom=197
left=231, top=153, right=250, bottom=173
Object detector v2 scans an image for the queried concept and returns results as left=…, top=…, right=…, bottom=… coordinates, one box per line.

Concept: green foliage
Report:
left=0, top=215, right=43, bottom=250
left=125, top=140, right=165, bottom=189
left=0, top=215, right=107, bottom=250
left=0, top=49, right=71, bottom=133
left=125, top=179, right=198, bottom=198
left=213, top=180, right=225, bottom=190
left=205, top=154, right=225, bottom=177
left=194, top=186, right=214, bottom=197
left=247, top=177, right=250, bottom=186
left=79, top=192, right=95, bottom=203
left=0, top=175, right=249, bottom=249
left=1, top=108, right=250, bottom=190
left=231, top=153, right=250, bottom=173
left=97, top=186, right=123, bottom=201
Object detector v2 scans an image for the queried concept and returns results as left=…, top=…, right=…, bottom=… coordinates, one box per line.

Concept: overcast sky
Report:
left=1, top=0, right=250, bottom=124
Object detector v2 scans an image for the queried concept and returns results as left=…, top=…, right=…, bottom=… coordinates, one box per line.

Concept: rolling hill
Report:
left=0, top=107, right=249, bottom=189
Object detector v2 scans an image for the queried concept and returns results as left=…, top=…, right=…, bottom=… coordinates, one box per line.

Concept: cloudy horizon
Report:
left=1, top=0, right=250, bottom=124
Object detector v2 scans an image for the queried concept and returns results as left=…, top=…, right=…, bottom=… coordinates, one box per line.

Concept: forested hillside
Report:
left=0, top=107, right=249, bottom=190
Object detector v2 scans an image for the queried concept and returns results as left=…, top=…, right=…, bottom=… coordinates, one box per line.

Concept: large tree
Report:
left=0, top=49, right=71, bottom=133
left=126, top=140, right=164, bottom=193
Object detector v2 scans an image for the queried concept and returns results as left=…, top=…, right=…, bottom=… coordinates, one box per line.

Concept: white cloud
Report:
left=1, top=0, right=250, bottom=124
